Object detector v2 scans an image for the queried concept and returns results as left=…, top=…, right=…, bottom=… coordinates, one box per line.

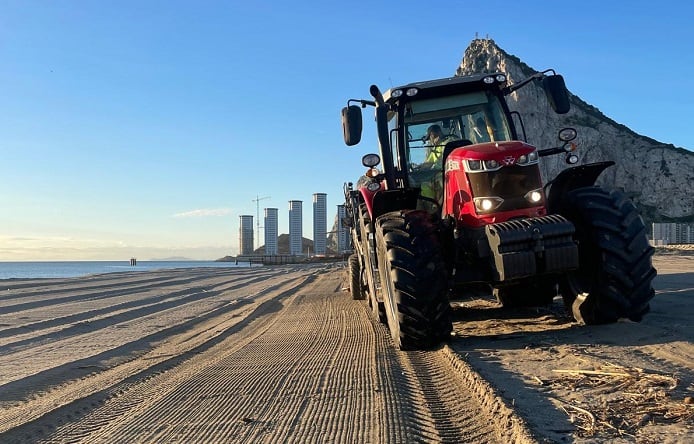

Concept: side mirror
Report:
left=542, top=75, right=570, bottom=114
left=341, top=105, right=363, bottom=146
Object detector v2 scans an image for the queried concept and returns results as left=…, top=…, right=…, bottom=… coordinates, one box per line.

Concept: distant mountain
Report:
left=457, top=38, right=694, bottom=224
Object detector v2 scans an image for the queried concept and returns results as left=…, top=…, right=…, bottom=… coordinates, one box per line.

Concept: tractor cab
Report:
left=342, top=72, right=569, bottom=224
left=402, top=87, right=515, bottom=207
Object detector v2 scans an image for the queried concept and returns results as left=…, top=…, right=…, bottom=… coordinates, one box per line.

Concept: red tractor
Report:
left=342, top=71, right=656, bottom=350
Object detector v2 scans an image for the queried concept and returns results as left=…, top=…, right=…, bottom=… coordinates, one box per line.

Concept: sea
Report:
left=0, top=260, right=254, bottom=280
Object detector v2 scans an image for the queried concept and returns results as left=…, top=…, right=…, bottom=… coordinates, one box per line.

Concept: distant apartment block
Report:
left=239, top=215, right=254, bottom=255
left=652, top=222, right=694, bottom=245
left=264, top=208, right=279, bottom=255
left=336, top=204, right=350, bottom=253
left=289, top=200, right=303, bottom=255
left=313, top=193, right=327, bottom=256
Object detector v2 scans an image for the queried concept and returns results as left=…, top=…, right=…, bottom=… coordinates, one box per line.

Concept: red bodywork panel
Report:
left=359, top=185, right=381, bottom=219
left=444, top=141, right=547, bottom=228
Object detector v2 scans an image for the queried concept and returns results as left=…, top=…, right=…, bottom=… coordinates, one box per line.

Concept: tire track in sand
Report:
left=5, top=264, right=515, bottom=443
left=0, top=268, right=317, bottom=438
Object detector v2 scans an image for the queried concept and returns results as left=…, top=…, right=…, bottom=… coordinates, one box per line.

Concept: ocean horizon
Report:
left=0, top=260, right=255, bottom=280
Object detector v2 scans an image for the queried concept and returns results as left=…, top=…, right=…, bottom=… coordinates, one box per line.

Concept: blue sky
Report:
left=1, top=0, right=692, bottom=260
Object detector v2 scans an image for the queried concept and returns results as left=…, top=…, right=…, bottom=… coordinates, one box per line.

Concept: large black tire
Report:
left=494, top=279, right=558, bottom=308
left=348, top=253, right=365, bottom=300
left=556, top=186, right=656, bottom=324
left=358, top=205, right=386, bottom=323
left=375, top=210, right=452, bottom=350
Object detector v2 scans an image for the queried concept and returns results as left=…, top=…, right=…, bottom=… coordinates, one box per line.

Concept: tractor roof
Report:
left=383, top=72, right=507, bottom=104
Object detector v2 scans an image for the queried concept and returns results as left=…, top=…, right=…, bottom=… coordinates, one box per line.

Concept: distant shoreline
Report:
left=0, top=260, right=251, bottom=281
left=216, top=255, right=349, bottom=265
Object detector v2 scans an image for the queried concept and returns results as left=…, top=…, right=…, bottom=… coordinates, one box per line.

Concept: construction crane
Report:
left=252, top=194, right=270, bottom=250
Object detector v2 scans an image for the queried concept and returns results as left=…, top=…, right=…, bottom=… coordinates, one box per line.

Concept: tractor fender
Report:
left=545, top=161, right=615, bottom=212
left=371, top=189, right=420, bottom=220
left=358, top=186, right=378, bottom=220
left=359, top=187, right=419, bottom=221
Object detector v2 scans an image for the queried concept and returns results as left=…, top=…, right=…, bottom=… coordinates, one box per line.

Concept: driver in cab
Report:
left=424, top=124, right=457, bottom=165
left=414, top=124, right=458, bottom=204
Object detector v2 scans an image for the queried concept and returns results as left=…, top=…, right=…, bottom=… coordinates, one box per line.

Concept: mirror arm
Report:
left=502, top=69, right=556, bottom=95
left=347, top=98, right=376, bottom=108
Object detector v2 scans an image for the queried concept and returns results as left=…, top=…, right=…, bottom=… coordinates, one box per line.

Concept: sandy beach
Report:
left=0, top=255, right=692, bottom=443
left=450, top=252, right=694, bottom=443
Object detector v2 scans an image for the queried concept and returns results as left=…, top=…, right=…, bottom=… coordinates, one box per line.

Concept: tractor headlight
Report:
left=362, top=153, right=380, bottom=167
left=474, top=197, right=504, bottom=213
left=524, top=189, right=543, bottom=204
left=406, top=88, right=418, bottom=96
left=483, top=159, right=500, bottom=171
left=483, top=74, right=506, bottom=84
left=517, top=150, right=539, bottom=165
left=366, top=181, right=381, bottom=192
left=466, top=159, right=483, bottom=171
left=558, top=127, right=577, bottom=142
left=365, top=167, right=380, bottom=178
left=566, top=153, right=579, bottom=164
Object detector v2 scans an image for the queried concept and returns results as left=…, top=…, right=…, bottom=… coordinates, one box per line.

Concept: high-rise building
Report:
left=239, top=215, right=254, bottom=255
left=288, top=200, right=303, bottom=256
left=264, top=208, right=279, bottom=255
left=336, top=204, right=350, bottom=253
left=313, top=193, right=327, bottom=256
left=652, top=222, right=694, bottom=245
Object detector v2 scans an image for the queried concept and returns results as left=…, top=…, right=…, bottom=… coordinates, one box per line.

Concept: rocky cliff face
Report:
left=456, top=39, right=694, bottom=224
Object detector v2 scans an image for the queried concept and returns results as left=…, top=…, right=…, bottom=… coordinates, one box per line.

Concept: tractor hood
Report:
left=447, top=140, right=536, bottom=164
left=443, top=140, right=546, bottom=227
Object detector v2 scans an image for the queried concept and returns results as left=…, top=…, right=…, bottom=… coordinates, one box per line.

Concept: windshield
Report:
left=404, top=91, right=512, bottom=167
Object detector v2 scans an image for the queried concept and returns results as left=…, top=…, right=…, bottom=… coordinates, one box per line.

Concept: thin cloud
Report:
left=1, top=235, right=73, bottom=244
left=173, top=208, right=233, bottom=218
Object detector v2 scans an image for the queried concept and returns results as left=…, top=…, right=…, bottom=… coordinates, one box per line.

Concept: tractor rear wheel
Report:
left=556, top=186, right=656, bottom=324
left=375, top=210, right=452, bottom=350
left=348, top=253, right=364, bottom=300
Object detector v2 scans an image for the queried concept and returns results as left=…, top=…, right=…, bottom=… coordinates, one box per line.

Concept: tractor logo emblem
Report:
left=502, top=156, right=515, bottom=165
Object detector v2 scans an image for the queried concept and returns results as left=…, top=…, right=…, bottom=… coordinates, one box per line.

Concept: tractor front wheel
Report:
left=557, top=186, right=656, bottom=324
left=375, top=210, right=451, bottom=350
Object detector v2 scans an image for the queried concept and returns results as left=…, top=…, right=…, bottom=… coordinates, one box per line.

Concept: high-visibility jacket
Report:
left=424, top=136, right=457, bottom=164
